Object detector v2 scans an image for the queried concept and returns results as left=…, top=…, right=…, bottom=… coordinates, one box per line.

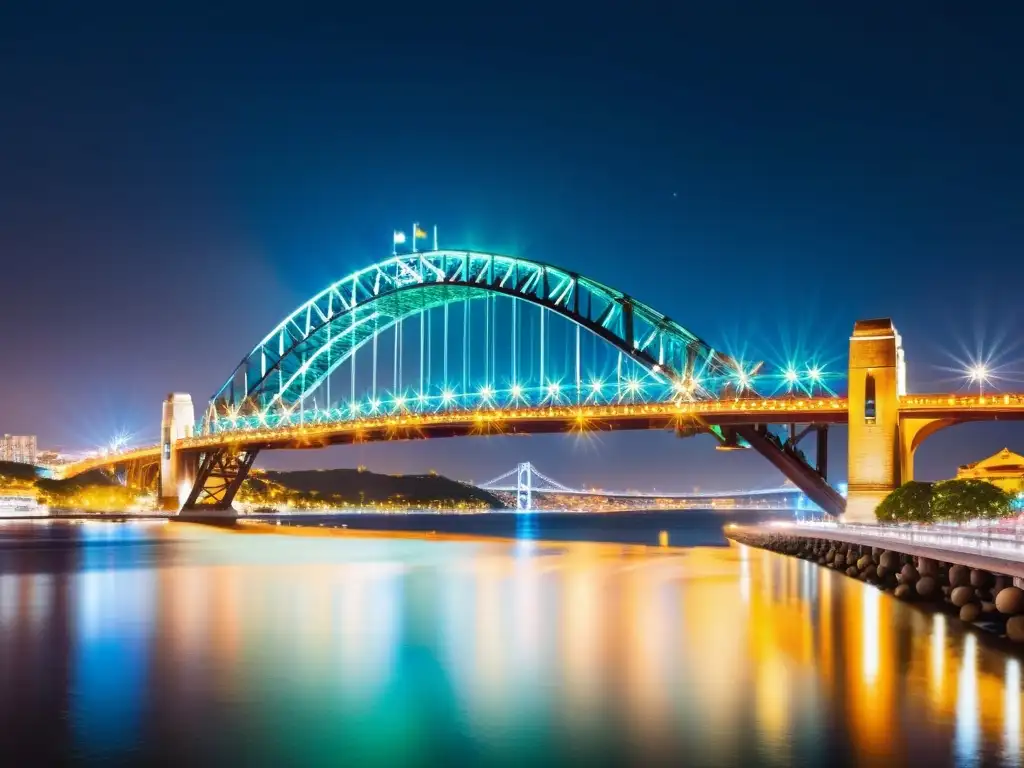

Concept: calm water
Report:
left=271, top=508, right=790, bottom=546
left=0, top=513, right=1022, bottom=766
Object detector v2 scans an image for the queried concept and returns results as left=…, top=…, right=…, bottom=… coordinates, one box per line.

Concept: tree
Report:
left=876, top=481, right=935, bottom=523
left=931, top=479, right=1013, bottom=522
left=0, top=461, right=39, bottom=483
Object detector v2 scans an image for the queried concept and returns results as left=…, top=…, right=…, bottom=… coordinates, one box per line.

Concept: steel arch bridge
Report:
left=176, top=249, right=845, bottom=513
left=205, top=250, right=748, bottom=426
left=64, top=249, right=863, bottom=516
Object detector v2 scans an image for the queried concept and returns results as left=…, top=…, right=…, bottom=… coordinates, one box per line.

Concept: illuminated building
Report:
left=955, top=448, right=1024, bottom=494
left=35, top=450, right=71, bottom=467
left=1, top=434, right=37, bottom=465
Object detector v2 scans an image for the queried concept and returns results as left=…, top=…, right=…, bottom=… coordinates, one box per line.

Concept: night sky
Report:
left=2, top=3, right=1023, bottom=491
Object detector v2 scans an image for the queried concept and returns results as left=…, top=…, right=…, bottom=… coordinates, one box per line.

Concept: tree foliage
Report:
left=877, top=478, right=1014, bottom=523
left=931, top=479, right=1013, bottom=522
left=875, top=481, right=934, bottom=523
left=0, top=461, right=39, bottom=482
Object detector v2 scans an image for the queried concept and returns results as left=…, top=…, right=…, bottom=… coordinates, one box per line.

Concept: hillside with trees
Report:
left=0, top=461, right=505, bottom=513
left=239, top=467, right=506, bottom=511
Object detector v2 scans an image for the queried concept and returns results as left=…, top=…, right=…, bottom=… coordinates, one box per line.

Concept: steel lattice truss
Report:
left=205, top=250, right=748, bottom=433
left=183, top=449, right=258, bottom=510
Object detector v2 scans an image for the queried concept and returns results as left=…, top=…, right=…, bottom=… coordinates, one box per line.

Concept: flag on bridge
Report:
left=412, top=222, right=430, bottom=253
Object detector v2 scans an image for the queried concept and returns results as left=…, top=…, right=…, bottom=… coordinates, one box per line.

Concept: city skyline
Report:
left=3, top=5, right=1024, bottom=491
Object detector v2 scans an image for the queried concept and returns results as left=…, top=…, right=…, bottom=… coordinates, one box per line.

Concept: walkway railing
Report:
left=781, top=519, right=1024, bottom=562
left=900, top=393, right=1024, bottom=410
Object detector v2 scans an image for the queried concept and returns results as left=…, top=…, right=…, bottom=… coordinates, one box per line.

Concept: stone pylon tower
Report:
left=846, top=319, right=905, bottom=523
left=159, top=393, right=197, bottom=510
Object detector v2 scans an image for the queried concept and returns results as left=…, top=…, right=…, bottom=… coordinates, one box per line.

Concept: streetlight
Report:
left=807, top=366, right=822, bottom=392
left=968, top=364, right=989, bottom=396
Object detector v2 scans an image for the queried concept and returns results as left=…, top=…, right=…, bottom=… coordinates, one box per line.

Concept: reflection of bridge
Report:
left=478, top=461, right=822, bottom=511
left=57, top=250, right=1024, bottom=521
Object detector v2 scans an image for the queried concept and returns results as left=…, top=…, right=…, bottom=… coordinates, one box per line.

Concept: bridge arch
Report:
left=206, top=250, right=745, bottom=430
left=899, top=414, right=1004, bottom=483
left=898, top=416, right=957, bottom=484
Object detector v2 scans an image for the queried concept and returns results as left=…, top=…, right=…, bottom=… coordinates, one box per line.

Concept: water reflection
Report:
left=956, top=634, right=980, bottom=767
left=1007, top=659, right=1021, bottom=765
left=0, top=521, right=1021, bottom=766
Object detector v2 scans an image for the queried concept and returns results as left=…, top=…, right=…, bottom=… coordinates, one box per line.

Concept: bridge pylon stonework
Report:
left=845, top=319, right=905, bottom=522
left=159, top=393, right=197, bottom=511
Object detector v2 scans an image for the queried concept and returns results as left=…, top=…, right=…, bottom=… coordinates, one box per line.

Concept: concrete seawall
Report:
left=727, top=525, right=1024, bottom=643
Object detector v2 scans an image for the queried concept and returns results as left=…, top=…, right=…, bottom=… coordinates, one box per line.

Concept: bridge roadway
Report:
left=184, top=397, right=849, bottom=451
left=60, top=397, right=849, bottom=478
left=60, top=392, right=1024, bottom=480
left=899, top=393, right=1024, bottom=419
left=739, top=521, right=1024, bottom=581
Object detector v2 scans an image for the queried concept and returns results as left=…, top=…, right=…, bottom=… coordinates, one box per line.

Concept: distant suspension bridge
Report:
left=477, top=462, right=819, bottom=511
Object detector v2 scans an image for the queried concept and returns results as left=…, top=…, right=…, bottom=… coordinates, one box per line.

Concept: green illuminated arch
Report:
left=208, top=250, right=741, bottom=423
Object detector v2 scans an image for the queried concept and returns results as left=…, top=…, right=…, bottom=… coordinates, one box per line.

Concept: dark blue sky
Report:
left=2, top=3, right=1023, bottom=490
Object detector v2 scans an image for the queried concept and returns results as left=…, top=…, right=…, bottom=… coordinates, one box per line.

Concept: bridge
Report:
left=477, top=461, right=820, bottom=511
left=56, top=249, right=1024, bottom=521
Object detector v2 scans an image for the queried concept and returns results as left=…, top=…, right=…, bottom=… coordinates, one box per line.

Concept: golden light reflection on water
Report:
left=0, top=521, right=1022, bottom=764
left=1007, top=659, right=1021, bottom=764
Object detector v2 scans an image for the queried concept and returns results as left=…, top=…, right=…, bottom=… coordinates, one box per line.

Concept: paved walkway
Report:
left=743, top=521, right=1024, bottom=581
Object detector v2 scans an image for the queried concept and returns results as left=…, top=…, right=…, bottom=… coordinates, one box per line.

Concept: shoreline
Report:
left=728, top=524, right=1024, bottom=645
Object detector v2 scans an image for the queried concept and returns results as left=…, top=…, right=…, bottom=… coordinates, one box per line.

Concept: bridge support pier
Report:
left=159, top=393, right=197, bottom=511
left=733, top=424, right=845, bottom=516
left=816, top=425, right=828, bottom=480
left=846, top=320, right=905, bottom=523
left=181, top=447, right=259, bottom=514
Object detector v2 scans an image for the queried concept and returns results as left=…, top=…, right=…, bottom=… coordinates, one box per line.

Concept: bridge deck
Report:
left=181, top=399, right=849, bottom=452
left=737, top=522, right=1024, bottom=580
left=57, top=392, right=1024, bottom=480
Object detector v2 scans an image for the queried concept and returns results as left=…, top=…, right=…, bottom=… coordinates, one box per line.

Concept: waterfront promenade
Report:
left=729, top=520, right=1024, bottom=643
left=743, top=521, right=1024, bottom=581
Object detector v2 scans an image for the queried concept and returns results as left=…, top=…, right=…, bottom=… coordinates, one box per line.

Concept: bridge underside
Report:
left=117, top=460, right=159, bottom=491
left=187, top=405, right=847, bottom=451
left=731, top=425, right=843, bottom=517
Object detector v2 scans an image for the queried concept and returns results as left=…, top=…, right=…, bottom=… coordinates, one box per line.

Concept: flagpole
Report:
left=412, top=222, right=418, bottom=254
left=433, top=225, right=438, bottom=252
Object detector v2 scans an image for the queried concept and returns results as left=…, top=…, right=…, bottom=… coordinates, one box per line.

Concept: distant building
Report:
left=35, top=450, right=71, bottom=467
left=955, top=448, right=1024, bottom=494
left=1, top=435, right=37, bottom=465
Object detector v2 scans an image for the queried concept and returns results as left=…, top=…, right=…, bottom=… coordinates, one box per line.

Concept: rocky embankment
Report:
left=728, top=528, right=1024, bottom=642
